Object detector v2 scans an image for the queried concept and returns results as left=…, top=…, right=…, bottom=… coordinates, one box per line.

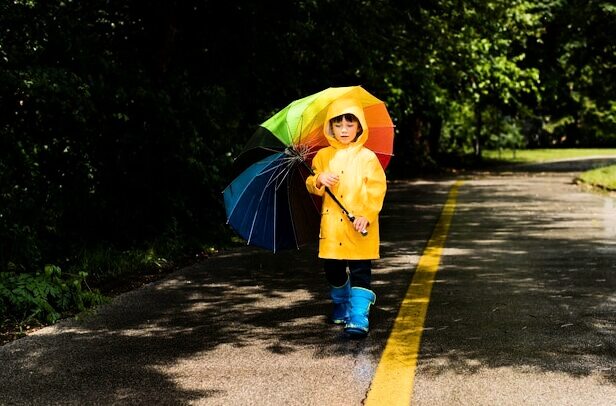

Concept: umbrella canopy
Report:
left=223, top=86, right=394, bottom=252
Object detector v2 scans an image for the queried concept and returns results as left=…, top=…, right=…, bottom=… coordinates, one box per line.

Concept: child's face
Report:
left=331, top=117, right=359, bottom=145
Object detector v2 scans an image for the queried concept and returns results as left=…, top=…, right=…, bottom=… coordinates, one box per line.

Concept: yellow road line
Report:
left=365, top=180, right=463, bottom=406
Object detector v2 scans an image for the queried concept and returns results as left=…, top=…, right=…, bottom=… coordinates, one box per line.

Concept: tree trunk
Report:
left=427, top=116, right=442, bottom=160
left=474, top=103, right=483, bottom=158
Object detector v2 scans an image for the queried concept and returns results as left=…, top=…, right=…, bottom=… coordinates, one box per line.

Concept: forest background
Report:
left=1, top=0, right=615, bottom=328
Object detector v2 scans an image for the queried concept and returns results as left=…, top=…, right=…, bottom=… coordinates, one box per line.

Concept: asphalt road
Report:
left=1, top=158, right=615, bottom=405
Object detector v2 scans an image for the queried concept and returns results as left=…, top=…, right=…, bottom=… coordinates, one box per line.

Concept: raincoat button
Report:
left=339, top=242, right=342, bottom=246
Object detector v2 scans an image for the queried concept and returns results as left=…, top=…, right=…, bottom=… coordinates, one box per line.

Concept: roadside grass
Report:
left=578, top=165, right=616, bottom=191
left=481, top=148, right=616, bottom=191
left=483, top=148, right=616, bottom=163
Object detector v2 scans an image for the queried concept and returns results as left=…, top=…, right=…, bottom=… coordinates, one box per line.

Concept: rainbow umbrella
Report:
left=223, top=86, right=394, bottom=252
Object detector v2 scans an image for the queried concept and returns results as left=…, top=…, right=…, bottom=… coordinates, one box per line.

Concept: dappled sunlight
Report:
left=440, top=247, right=474, bottom=256
left=3, top=173, right=615, bottom=404
left=377, top=255, right=422, bottom=268
left=603, top=198, right=616, bottom=238
left=415, top=173, right=616, bottom=389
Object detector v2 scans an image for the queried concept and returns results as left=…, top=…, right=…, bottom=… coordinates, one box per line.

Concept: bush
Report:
left=0, top=265, right=105, bottom=325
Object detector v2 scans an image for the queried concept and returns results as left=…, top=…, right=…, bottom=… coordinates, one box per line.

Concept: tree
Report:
left=533, top=0, right=616, bottom=146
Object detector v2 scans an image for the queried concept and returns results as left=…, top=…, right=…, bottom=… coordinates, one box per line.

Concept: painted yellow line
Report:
left=365, top=180, right=463, bottom=406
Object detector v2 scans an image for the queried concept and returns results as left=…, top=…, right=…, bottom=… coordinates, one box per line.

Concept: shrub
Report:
left=0, top=264, right=105, bottom=325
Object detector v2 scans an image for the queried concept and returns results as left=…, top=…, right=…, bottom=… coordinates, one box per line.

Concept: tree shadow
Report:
left=0, top=180, right=448, bottom=404
left=2, top=168, right=614, bottom=404
left=416, top=173, right=616, bottom=385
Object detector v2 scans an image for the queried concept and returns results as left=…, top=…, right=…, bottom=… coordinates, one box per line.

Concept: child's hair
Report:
left=329, top=113, right=364, bottom=137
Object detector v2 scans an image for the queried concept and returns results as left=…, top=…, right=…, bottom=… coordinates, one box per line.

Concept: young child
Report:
left=305, top=97, right=387, bottom=337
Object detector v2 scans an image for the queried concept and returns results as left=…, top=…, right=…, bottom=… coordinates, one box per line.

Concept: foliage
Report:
left=0, top=0, right=614, bottom=327
left=70, top=239, right=226, bottom=285
left=532, top=0, right=616, bottom=146
left=0, top=1, right=236, bottom=274
left=0, top=265, right=105, bottom=325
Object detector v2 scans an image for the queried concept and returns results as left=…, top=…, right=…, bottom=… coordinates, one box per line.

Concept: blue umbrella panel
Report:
left=223, top=152, right=321, bottom=252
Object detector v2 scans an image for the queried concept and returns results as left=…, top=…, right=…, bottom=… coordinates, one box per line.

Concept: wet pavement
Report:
left=1, top=158, right=615, bottom=405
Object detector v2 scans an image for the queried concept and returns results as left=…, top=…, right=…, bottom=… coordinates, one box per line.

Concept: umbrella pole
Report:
left=286, top=148, right=368, bottom=236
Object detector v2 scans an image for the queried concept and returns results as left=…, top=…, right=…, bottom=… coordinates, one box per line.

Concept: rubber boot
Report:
left=344, top=287, right=376, bottom=337
left=329, top=277, right=351, bottom=324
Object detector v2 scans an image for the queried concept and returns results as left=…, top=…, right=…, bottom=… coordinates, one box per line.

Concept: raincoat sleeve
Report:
left=306, top=152, right=326, bottom=197
left=358, top=155, right=387, bottom=225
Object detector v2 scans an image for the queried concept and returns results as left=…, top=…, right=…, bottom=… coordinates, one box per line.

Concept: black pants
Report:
left=323, top=259, right=371, bottom=289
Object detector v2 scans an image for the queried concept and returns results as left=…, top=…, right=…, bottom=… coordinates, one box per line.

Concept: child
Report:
left=305, top=97, right=387, bottom=337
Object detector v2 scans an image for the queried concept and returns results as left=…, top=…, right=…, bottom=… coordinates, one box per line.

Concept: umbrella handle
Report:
left=288, top=147, right=368, bottom=237
left=324, top=188, right=369, bottom=237
left=346, top=213, right=369, bottom=237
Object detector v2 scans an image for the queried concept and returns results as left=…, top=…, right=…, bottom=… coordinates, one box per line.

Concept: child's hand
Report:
left=317, top=172, right=339, bottom=188
left=353, top=216, right=369, bottom=234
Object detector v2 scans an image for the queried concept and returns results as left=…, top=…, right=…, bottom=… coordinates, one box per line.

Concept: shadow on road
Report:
left=1, top=159, right=615, bottom=404
left=417, top=173, right=616, bottom=385
left=0, top=180, right=448, bottom=404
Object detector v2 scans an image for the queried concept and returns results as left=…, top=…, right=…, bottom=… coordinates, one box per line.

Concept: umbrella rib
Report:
left=226, top=154, right=288, bottom=220
left=227, top=86, right=394, bottom=251
left=303, top=143, right=321, bottom=157
left=277, top=156, right=304, bottom=250
left=254, top=158, right=298, bottom=198
left=246, top=169, right=276, bottom=246
left=239, top=155, right=288, bottom=244
left=285, top=172, right=299, bottom=250
left=263, top=156, right=300, bottom=251
left=260, top=156, right=298, bottom=190
left=281, top=154, right=313, bottom=249
left=257, top=146, right=287, bottom=154
left=245, top=155, right=298, bottom=246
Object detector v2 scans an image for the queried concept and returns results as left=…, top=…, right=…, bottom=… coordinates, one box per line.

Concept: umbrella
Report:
left=223, top=86, right=394, bottom=252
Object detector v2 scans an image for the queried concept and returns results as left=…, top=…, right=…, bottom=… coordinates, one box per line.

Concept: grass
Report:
left=481, top=148, right=616, bottom=191
left=482, top=148, right=616, bottom=163
left=578, top=165, right=616, bottom=191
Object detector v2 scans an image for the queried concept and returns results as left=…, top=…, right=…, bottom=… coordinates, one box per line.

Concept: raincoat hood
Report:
left=323, top=98, right=369, bottom=149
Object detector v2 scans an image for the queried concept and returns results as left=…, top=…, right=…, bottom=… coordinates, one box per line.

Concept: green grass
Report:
left=483, top=148, right=616, bottom=163
left=481, top=148, right=616, bottom=190
left=578, top=165, right=616, bottom=190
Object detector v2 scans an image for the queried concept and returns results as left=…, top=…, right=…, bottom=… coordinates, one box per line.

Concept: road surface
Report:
left=1, top=157, right=615, bottom=405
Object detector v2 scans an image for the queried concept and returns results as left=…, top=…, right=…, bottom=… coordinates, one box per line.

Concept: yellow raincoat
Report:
left=306, top=98, right=387, bottom=259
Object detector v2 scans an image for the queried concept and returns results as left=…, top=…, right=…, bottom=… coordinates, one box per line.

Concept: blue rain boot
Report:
left=344, top=287, right=376, bottom=337
left=329, top=278, right=351, bottom=324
